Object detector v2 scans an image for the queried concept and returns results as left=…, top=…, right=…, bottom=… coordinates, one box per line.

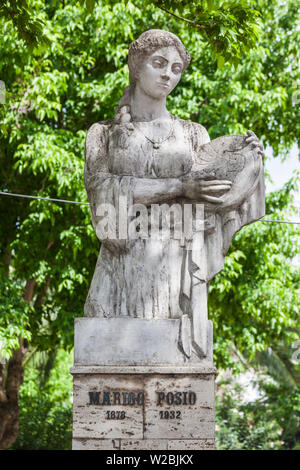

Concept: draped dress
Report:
left=83, top=116, right=265, bottom=357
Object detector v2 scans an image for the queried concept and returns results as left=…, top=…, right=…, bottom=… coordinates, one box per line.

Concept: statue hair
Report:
left=114, top=30, right=190, bottom=125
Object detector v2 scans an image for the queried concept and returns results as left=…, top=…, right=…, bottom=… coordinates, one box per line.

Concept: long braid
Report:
left=114, top=86, right=134, bottom=130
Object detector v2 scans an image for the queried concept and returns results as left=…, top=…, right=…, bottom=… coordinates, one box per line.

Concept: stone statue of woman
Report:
left=83, top=29, right=265, bottom=362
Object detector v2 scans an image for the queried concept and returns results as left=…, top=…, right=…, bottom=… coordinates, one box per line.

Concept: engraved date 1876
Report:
left=106, top=410, right=126, bottom=419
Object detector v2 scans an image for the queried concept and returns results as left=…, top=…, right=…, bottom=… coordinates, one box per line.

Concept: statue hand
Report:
left=245, top=130, right=264, bottom=160
left=182, top=174, right=232, bottom=203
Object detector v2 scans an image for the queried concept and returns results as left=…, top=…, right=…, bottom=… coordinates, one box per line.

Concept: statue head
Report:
left=128, top=29, right=190, bottom=85
left=115, top=30, right=190, bottom=119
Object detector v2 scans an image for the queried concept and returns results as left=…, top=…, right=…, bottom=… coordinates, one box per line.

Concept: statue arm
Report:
left=133, top=178, right=183, bottom=204
left=84, top=122, right=111, bottom=189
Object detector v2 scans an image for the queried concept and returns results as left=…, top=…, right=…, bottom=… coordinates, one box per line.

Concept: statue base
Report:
left=71, top=318, right=216, bottom=450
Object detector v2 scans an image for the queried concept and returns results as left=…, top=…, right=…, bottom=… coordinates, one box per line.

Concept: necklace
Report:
left=133, top=116, right=174, bottom=149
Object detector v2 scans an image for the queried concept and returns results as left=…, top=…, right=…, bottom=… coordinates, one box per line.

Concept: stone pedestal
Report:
left=71, top=318, right=216, bottom=450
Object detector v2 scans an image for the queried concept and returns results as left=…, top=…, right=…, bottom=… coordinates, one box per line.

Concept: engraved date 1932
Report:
left=159, top=410, right=181, bottom=420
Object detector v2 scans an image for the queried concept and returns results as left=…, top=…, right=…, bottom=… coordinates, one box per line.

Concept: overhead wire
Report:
left=0, top=191, right=299, bottom=225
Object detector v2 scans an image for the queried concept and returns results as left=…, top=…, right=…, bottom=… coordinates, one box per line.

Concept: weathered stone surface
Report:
left=167, top=439, right=214, bottom=450
left=73, top=438, right=121, bottom=450
left=121, top=439, right=168, bottom=450
left=70, top=364, right=216, bottom=374
left=74, top=318, right=213, bottom=365
left=73, top=374, right=144, bottom=439
left=144, top=374, right=215, bottom=439
left=73, top=438, right=214, bottom=450
left=72, top=368, right=215, bottom=448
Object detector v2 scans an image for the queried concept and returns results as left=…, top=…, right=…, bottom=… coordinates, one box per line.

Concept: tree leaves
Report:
left=210, top=178, right=300, bottom=370
left=148, top=0, right=262, bottom=65
left=0, top=272, right=31, bottom=360
left=0, top=0, right=51, bottom=48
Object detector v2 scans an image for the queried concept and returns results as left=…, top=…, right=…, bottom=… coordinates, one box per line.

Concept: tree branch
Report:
left=157, top=5, right=214, bottom=29
left=23, top=278, right=37, bottom=303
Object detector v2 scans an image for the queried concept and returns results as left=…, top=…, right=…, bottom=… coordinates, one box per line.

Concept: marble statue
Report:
left=83, top=29, right=265, bottom=361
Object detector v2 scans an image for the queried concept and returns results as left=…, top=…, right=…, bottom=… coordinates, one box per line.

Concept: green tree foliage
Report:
left=0, top=273, right=31, bottom=359
left=1, top=0, right=263, bottom=65
left=216, top=363, right=300, bottom=450
left=0, top=0, right=299, bottom=449
left=11, top=349, right=73, bottom=450
left=0, top=0, right=50, bottom=47
left=216, top=380, right=284, bottom=450
left=81, top=0, right=263, bottom=66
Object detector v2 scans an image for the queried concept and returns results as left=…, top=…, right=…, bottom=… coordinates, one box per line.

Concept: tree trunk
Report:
left=0, top=339, right=28, bottom=449
left=0, top=278, right=36, bottom=449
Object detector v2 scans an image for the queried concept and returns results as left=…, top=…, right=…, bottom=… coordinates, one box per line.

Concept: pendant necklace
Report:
left=133, top=116, right=174, bottom=149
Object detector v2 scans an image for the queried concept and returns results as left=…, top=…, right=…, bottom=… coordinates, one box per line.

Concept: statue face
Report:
left=136, top=46, right=184, bottom=99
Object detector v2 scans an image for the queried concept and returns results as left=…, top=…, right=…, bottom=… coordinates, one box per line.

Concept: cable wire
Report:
left=1, top=191, right=299, bottom=224
left=0, top=191, right=89, bottom=205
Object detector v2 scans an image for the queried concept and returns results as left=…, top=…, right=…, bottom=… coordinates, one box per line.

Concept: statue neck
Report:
left=130, top=85, right=170, bottom=122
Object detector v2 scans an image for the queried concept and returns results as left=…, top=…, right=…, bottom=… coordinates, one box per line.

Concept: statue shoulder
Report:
left=85, top=120, right=113, bottom=177
left=176, top=117, right=210, bottom=149
left=85, top=120, right=112, bottom=153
